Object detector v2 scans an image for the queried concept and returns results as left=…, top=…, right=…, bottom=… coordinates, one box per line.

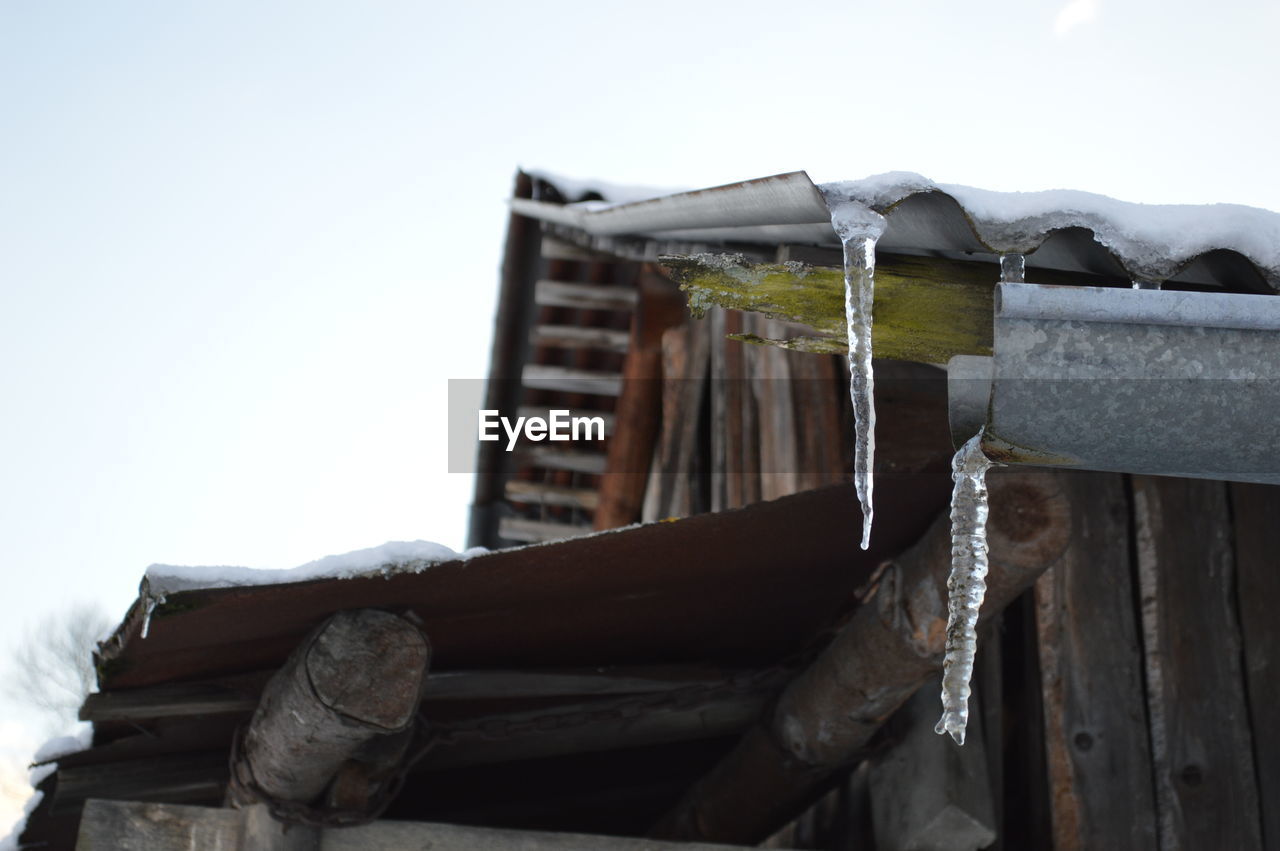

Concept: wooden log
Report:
left=651, top=471, right=1073, bottom=844
left=1132, top=477, right=1263, bottom=849
left=1034, top=473, right=1157, bottom=850
left=504, top=480, right=600, bottom=510
left=1230, top=482, right=1280, bottom=850
left=533, top=324, right=632, bottom=352
left=868, top=677, right=997, bottom=851
left=230, top=609, right=429, bottom=807
left=497, top=516, right=592, bottom=542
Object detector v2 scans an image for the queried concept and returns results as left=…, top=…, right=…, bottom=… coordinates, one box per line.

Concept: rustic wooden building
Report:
left=16, top=170, right=1279, bottom=850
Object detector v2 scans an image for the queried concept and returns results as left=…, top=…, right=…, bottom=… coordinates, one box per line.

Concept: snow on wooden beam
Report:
left=229, top=609, right=429, bottom=808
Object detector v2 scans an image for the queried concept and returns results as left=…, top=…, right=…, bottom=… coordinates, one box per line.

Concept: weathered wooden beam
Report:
left=533, top=324, right=632, bottom=352
left=54, top=753, right=229, bottom=816
left=1034, top=473, right=1157, bottom=849
left=75, top=798, right=797, bottom=850
left=662, top=252, right=997, bottom=364
left=497, top=516, right=592, bottom=542
left=230, top=609, right=429, bottom=807
left=868, top=677, right=997, bottom=851
left=1132, top=477, right=1263, bottom=849
left=651, top=471, right=1073, bottom=844
left=80, top=681, right=258, bottom=722
left=522, top=364, right=623, bottom=396
left=661, top=253, right=1122, bottom=365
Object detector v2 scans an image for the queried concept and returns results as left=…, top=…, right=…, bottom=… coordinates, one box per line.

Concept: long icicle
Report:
left=936, top=430, right=995, bottom=745
left=842, top=234, right=877, bottom=549
left=829, top=201, right=885, bottom=551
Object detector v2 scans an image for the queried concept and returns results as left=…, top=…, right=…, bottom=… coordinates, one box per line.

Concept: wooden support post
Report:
left=651, top=471, right=1072, bottom=845
left=230, top=609, right=429, bottom=808
left=868, top=676, right=997, bottom=851
left=1034, top=472, right=1157, bottom=849
left=1132, top=477, right=1262, bottom=849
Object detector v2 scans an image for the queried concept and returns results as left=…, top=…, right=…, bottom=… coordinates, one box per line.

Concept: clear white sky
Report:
left=2, top=0, right=1278, bottom=832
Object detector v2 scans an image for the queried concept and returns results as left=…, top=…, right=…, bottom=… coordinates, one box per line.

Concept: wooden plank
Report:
left=1132, top=476, right=1262, bottom=850
left=513, top=446, right=608, bottom=475
left=869, top=678, right=997, bottom=851
left=533, top=324, right=631, bottom=352
left=595, top=269, right=687, bottom=529
left=534, top=279, right=638, bottom=310
left=76, top=799, right=796, bottom=850
left=55, top=753, right=229, bottom=816
left=504, top=480, right=600, bottom=510
left=76, top=799, right=245, bottom=851
left=497, top=516, right=592, bottom=542
left=1229, top=482, right=1280, bottom=850
left=649, top=319, right=710, bottom=519
left=518, top=405, right=615, bottom=434
left=1034, top=472, right=1157, bottom=849
left=521, top=364, right=623, bottom=396
left=80, top=682, right=257, bottom=722
left=662, top=252, right=1121, bottom=365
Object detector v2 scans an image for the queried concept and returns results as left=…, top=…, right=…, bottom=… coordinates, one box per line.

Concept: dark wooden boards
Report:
left=1133, top=476, right=1262, bottom=849
left=1229, top=482, right=1280, bottom=851
left=1034, top=472, right=1157, bottom=849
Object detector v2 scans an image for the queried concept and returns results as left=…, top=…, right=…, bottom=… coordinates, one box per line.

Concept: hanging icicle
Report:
left=935, top=431, right=995, bottom=745
left=828, top=202, right=887, bottom=551
left=999, top=253, right=1025, bottom=284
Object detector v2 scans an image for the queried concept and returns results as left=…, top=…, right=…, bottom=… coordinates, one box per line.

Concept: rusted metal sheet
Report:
left=100, top=477, right=949, bottom=692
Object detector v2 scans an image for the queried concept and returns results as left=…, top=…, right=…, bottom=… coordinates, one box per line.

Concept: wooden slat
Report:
left=504, top=480, right=600, bottom=510
left=518, top=406, right=615, bottom=434
left=497, top=516, right=592, bottom=543
left=514, top=446, right=608, bottom=475
left=76, top=799, right=794, bottom=851
left=80, top=682, right=256, bottom=722
left=1229, top=482, right=1280, bottom=850
left=533, top=324, right=631, bottom=353
left=594, top=269, right=686, bottom=529
left=1034, top=472, right=1157, bottom=849
left=522, top=364, right=623, bottom=396
left=55, top=753, right=229, bottom=815
left=535, top=279, right=638, bottom=311
left=1133, top=476, right=1262, bottom=849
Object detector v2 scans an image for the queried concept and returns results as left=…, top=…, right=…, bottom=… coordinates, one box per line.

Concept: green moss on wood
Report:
left=663, top=253, right=997, bottom=364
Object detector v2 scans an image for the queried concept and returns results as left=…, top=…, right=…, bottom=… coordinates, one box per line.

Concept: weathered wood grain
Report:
left=231, top=610, right=429, bottom=806
left=1132, top=476, right=1262, bottom=850
left=1034, top=472, right=1157, bottom=850
left=1229, top=482, right=1280, bottom=851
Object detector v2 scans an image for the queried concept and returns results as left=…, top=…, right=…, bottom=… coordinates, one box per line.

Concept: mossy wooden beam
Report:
left=661, top=252, right=1001, bottom=365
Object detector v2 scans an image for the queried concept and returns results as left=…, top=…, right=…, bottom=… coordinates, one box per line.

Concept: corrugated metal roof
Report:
left=513, top=171, right=1280, bottom=293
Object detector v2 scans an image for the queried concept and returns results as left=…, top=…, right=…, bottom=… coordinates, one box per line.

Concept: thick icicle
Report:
left=935, top=431, right=995, bottom=745
left=999, top=253, right=1025, bottom=283
left=829, top=203, right=886, bottom=551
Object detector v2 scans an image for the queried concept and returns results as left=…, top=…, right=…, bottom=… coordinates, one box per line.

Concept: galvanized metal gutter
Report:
left=949, top=283, right=1280, bottom=484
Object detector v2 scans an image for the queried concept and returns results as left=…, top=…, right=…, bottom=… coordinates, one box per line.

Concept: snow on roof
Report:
left=144, top=540, right=488, bottom=597
left=821, top=172, right=1280, bottom=286
left=513, top=170, right=1280, bottom=291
